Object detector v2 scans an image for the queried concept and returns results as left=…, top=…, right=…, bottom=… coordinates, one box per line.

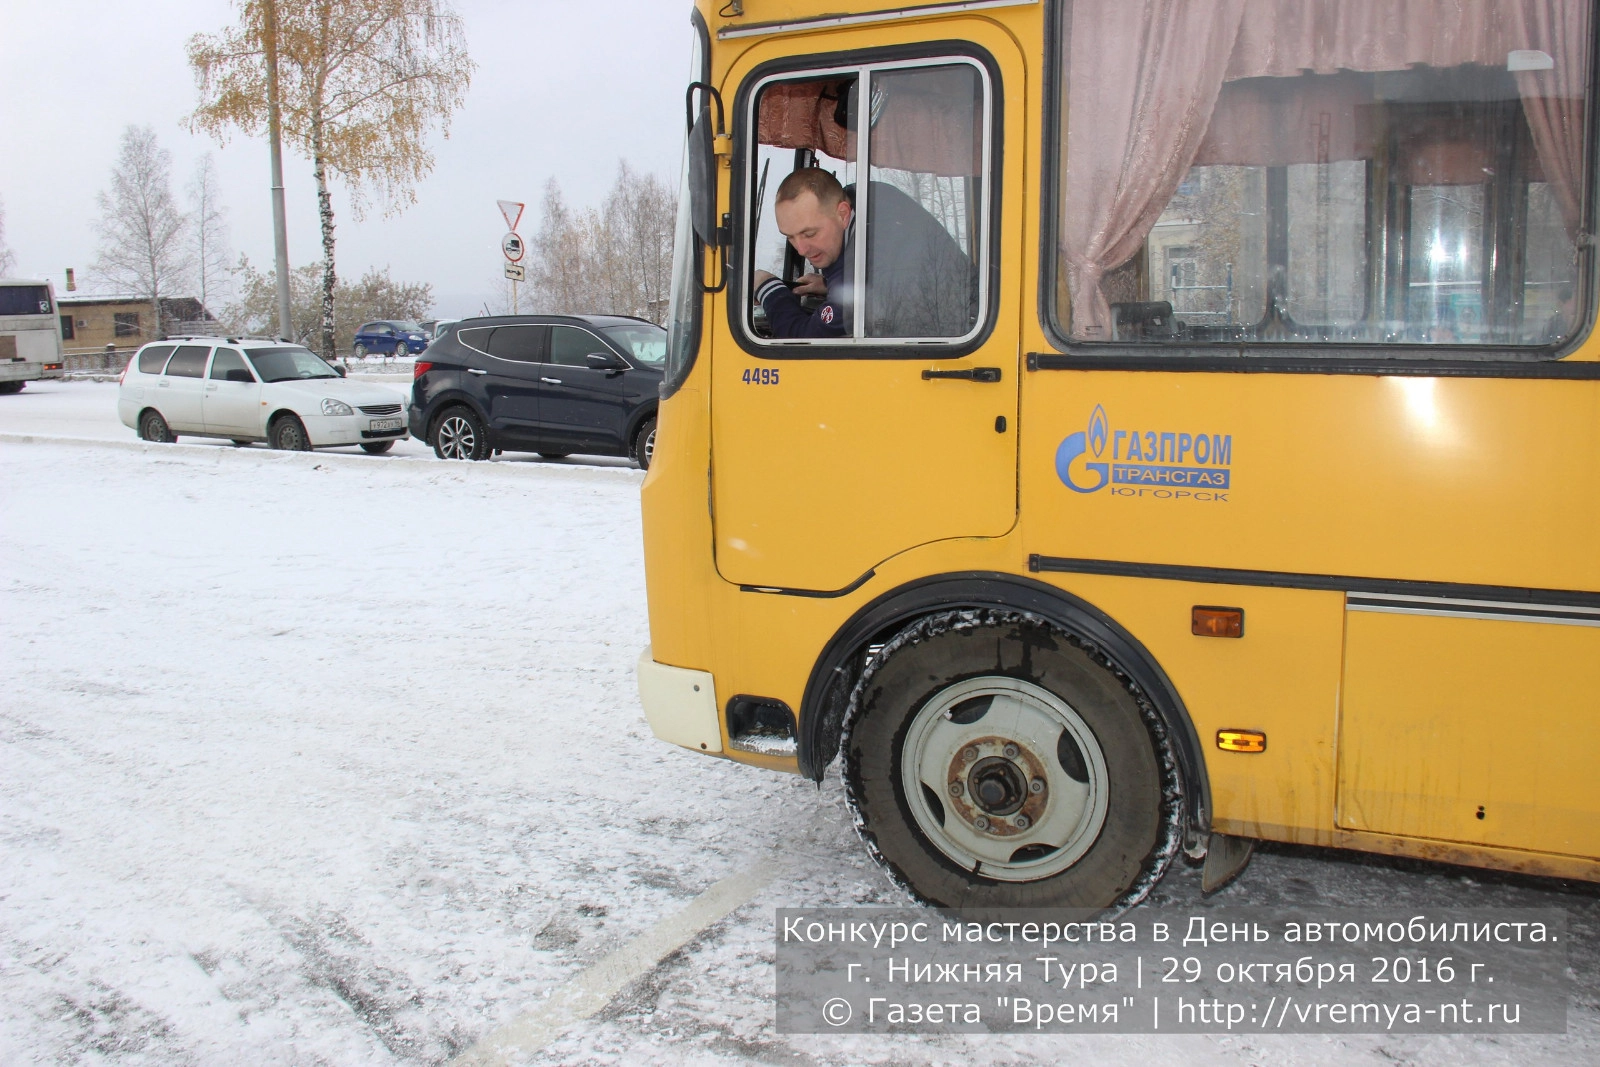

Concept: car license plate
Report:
left=370, top=417, right=403, bottom=431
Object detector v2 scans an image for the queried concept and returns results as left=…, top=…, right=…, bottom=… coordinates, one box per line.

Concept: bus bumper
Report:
left=636, top=646, right=722, bottom=754
left=1, top=360, right=52, bottom=383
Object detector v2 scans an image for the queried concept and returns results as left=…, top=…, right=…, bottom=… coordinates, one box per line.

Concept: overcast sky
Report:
left=0, top=0, right=692, bottom=317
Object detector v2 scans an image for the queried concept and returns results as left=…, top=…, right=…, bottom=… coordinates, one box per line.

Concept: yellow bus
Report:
left=638, top=0, right=1600, bottom=910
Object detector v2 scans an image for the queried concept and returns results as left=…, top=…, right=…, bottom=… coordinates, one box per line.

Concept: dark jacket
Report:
left=755, top=221, right=855, bottom=339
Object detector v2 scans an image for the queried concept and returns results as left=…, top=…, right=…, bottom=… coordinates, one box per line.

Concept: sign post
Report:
left=498, top=200, right=525, bottom=313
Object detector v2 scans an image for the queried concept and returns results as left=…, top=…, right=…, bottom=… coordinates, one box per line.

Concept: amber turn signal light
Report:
left=1217, top=729, right=1267, bottom=753
left=1192, top=606, right=1244, bottom=638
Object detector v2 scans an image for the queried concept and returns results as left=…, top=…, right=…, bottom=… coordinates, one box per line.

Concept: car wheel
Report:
left=354, top=343, right=367, bottom=359
left=269, top=414, right=312, bottom=451
left=0, top=381, right=24, bottom=395
left=139, top=410, right=175, bottom=443
left=431, top=406, right=486, bottom=460
left=395, top=342, right=409, bottom=358
left=360, top=440, right=395, bottom=454
left=537, top=452, right=569, bottom=460
left=632, top=416, right=657, bottom=471
left=843, top=610, right=1180, bottom=911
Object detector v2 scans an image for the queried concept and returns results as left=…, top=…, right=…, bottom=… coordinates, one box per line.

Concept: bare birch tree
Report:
left=189, top=0, right=473, bottom=359
left=94, top=126, right=192, bottom=339
left=0, top=198, right=16, bottom=275
left=188, top=153, right=232, bottom=316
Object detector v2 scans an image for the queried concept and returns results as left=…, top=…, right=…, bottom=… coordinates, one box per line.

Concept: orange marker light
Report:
left=1192, top=606, right=1244, bottom=638
left=1217, top=729, right=1267, bottom=753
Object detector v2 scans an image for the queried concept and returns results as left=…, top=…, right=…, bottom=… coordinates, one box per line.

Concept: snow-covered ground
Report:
left=1, top=383, right=1597, bottom=1064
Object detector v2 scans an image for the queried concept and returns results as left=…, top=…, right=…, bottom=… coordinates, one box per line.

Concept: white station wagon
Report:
left=118, top=338, right=409, bottom=453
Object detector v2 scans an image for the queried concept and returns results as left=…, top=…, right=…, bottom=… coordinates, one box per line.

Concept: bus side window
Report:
left=1054, top=3, right=1590, bottom=350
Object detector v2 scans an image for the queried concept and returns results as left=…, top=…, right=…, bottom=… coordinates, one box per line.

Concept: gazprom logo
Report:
left=1056, top=406, right=1234, bottom=500
left=1055, top=404, right=1109, bottom=493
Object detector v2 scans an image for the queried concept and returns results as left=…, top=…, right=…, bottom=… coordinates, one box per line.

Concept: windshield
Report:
left=391, top=321, right=423, bottom=333
left=0, top=285, right=52, bottom=317
left=602, top=324, right=667, bottom=367
left=245, top=346, right=340, bottom=382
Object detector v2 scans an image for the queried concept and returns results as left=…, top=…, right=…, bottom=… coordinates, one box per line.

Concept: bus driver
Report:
left=752, top=168, right=854, bottom=338
left=753, top=167, right=977, bottom=340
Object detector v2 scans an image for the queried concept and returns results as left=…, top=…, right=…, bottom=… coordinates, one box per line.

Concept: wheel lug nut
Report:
left=1029, top=777, right=1046, bottom=794
left=973, top=815, right=990, bottom=832
left=1003, top=743, right=1020, bottom=759
left=964, top=746, right=979, bottom=761
left=948, top=781, right=963, bottom=797
left=1013, top=814, right=1030, bottom=829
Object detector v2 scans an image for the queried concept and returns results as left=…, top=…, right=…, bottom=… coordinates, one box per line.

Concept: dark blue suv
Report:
left=353, top=320, right=430, bottom=358
left=409, top=314, right=665, bottom=467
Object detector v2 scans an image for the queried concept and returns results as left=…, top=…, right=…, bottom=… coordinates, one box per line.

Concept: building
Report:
left=56, top=295, right=217, bottom=352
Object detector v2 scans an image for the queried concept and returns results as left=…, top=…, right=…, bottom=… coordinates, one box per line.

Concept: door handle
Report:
left=467, top=367, right=487, bottom=375
left=922, top=367, right=1001, bottom=383
left=158, top=380, right=170, bottom=387
left=541, top=377, right=562, bottom=385
left=205, top=384, right=218, bottom=392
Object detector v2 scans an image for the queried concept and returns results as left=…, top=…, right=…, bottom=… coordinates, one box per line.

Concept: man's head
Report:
left=774, top=168, right=852, bottom=269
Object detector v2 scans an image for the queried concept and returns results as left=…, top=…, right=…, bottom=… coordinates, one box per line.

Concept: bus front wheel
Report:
left=843, top=610, right=1179, bottom=911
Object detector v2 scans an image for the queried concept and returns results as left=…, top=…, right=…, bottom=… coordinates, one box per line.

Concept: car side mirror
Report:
left=334, top=364, right=348, bottom=377
left=586, top=352, right=629, bottom=372
left=226, top=369, right=254, bottom=383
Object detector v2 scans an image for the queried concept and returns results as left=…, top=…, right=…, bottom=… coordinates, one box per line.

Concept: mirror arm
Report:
left=685, top=82, right=726, bottom=136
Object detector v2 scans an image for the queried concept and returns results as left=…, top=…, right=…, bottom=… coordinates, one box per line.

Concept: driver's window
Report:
left=743, top=55, right=992, bottom=348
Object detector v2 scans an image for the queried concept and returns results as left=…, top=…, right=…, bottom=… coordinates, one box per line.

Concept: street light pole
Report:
left=263, top=0, right=293, bottom=340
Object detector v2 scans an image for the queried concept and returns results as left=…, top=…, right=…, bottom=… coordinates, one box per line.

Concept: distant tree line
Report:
left=505, top=162, right=676, bottom=325
left=230, top=257, right=432, bottom=354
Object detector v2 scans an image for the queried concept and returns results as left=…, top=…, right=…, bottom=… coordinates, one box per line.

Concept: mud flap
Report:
left=1200, top=833, right=1255, bottom=894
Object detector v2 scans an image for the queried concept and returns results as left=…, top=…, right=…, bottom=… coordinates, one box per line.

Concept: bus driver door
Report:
left=712, top=32, right=1021, bottom=596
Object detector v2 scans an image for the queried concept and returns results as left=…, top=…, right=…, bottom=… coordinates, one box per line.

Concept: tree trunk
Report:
left=312, top=121, right=337, bottom=362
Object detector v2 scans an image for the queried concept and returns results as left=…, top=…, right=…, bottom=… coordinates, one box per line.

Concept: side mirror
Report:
left=586, top=352, right=629, bottom=372
left=688, top=105, right=718, bottom=248
left=226, top=369, right=254, bottom=383
left=685, top=81, right=729, bottom=294
left=334, top=364, right=348, bottom=377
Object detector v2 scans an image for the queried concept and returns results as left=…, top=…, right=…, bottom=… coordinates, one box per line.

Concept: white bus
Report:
left=0, top=278, right=65, bottom=394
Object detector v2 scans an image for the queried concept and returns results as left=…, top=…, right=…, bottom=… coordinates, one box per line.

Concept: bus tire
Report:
left=0, top=381, right=23, bottom=395
left=842, top=609, right=1179, bottom=911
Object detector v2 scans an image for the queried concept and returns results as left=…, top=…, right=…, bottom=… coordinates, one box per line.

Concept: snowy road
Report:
left=1, top=383, right=1597, bottom=1064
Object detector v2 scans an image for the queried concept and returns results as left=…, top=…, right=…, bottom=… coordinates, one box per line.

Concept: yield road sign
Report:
left=497, top=199, right=524, bottom=231
left=502, top=232, right=525, bottom=263
left=504, top=262, right=526, bottom=281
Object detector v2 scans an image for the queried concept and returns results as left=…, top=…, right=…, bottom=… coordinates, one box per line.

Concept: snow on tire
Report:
left=842, top=609, right=1182, bottom=912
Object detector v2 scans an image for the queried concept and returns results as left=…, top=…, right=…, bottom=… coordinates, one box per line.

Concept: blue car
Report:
left=352, top=320, right=430, bottom=359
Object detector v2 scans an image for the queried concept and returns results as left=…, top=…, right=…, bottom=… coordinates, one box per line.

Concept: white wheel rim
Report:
left=438, top=416, right=474, bottom=459
left=900, top=676, right=1110, bottom=882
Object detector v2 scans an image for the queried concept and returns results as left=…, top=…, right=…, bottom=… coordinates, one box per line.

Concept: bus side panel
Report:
left=1036, top=574, right=1346, bottom=845
left=1021, top=368, right=1600, bottom=863
left=1340, top=609, right=1600, bottom=858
